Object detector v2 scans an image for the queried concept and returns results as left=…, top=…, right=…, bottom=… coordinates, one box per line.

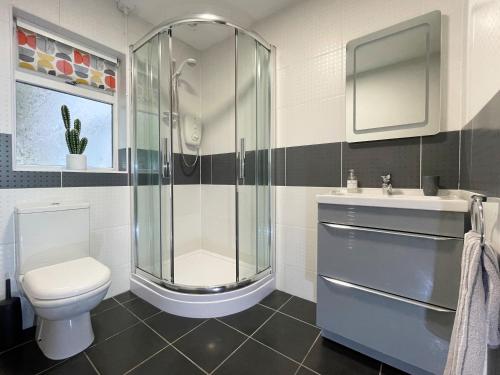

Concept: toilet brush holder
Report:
left=0, top=278, right=22, bottom=351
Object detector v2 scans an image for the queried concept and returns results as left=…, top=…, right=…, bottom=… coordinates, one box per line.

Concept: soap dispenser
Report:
left=346, top=169, right=358, bottom=193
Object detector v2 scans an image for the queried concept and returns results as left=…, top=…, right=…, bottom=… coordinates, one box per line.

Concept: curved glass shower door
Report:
left=133, top=35, right=164, bottom=279
left=133, top=18, right=272, bottom=292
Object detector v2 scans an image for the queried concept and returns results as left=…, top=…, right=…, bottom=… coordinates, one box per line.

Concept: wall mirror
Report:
left=346, top=11, right=441, bottom=143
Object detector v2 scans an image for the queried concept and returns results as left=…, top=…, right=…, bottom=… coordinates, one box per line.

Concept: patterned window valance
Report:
left=16, top=25, right=117, bottom=93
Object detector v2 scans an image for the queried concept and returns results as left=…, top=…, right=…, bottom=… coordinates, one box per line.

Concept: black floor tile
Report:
left=113, top=290, right=138, bottom=303
left=0, top=327, right=36, bottom=353
left=219, top=304, right=273, bottom=335
left=86, top=323, right=167, bottom=375
left=260, top=290, right=292, bottom=310
left=296, top=366, right=316, bottom=375
left=304, top=337, right=380, bottom=375
left=124, top=298, right=161, bottom=319
left=0, top=341, right=60, bottom=375
left=91, top=305, right=139, bottom=345
left=280, top=297, right=316, bottom=325
left=145, top=312, right=205, bottom=342
left=44, top=353, right=96, bottom=374
left=214, top=339, right=299, bottom=375
left=381, top=363, right=410, bottom=374
left=174, top=319, right=246, bottom=372
left=253, top=313, right=319, bottom=362
left=91, top=298, right=119, bottom=316
left=128, top=346, right=204, bottom=375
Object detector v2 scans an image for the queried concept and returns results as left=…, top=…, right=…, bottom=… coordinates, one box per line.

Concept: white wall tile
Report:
left=106, top=262, right=130, bottom=297
left=276, top=186, right=331, bottom=229
left=255, top=0, right=343, bottom=69
left=127, top=13, right=152, bottom=46
left=201, top=184, right=236, bottom=259
left=281, top=225, right=317, bottom=273
left=278, top=48, right=344, bottom=109
left=464, top=0, right=500, bottom=122
left=0, top=0, right=11, bottom=23
left=200, top=36, right=235, bottom=155
left=282, top=264, right=316, bottom=302
left=341, top=0, right=423, bottom=43
left=277, top=95, right=345, bottom=147
left=90, top=225, right=131, bottom=269
left=0, top=19, right=12, bottom=134
left=59, top=0, right=126, bottom=53
left=12, top=0, right=61, bottom=25
left=0, top=242, right=16, bottom=299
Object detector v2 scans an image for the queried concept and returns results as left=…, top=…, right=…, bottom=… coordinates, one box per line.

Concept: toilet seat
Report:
left=25, top=280, right=111, bottom=309
left=22, top=257, right=111, bottom=301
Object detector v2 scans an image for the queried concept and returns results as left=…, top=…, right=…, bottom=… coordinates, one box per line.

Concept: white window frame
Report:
left=12, top=19, right=120, bottom=173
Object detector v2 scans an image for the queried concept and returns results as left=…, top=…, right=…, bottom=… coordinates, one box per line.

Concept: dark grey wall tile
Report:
left=0, top=133, right=61, bottom=189
left=460, top=125, right=472, bottom=191
left=469, top=128, right=500, bottom=196
left=257, top=149, right=270, bottom=186
left=62, top=172, right=128, bottom=187
left=272, top=148, right=285, bottom=186
left=242, top=150, right=256, bottom=185
left=286, top=143, right=341, bottom=187
left=342, top=138, right=420, bottom=188
left=460, top=91, right=500, bottom=196
left=173, top=153, right=200, bottom=185
left=136, top=173, right=160, bottom=186
left=200, top=155, right=211, bottom=184
left=421, top=131, right=459, bottom=189
left=212, top=153, right=236, bottom=185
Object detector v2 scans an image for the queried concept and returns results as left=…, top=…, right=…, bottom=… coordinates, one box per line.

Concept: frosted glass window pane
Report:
left=16, top=82, right=113, bottom=168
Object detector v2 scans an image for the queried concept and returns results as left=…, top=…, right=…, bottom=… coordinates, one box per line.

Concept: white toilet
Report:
left=15, top=201, right=111, bottom=360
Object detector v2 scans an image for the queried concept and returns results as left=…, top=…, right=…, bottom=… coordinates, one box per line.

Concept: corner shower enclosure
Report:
left=130, top=15, right=274, bottom=316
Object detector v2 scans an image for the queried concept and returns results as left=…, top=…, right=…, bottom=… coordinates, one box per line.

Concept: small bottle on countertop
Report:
left=346, top=169, right=358, bottom=193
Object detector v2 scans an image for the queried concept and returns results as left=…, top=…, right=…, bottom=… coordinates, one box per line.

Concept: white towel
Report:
left=444, top=231, right=500, bottom=375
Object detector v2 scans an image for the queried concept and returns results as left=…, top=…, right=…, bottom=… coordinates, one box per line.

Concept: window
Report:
left=16, top=82, right=113, bottom=168
left=14, top=19, right=119, bottom=170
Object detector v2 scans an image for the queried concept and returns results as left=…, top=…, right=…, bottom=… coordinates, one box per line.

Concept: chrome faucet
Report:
left=381, top=173, right=393, bottom=195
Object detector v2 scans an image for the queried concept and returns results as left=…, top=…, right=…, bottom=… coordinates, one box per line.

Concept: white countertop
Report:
left=316, top=189, right=469, bottom=212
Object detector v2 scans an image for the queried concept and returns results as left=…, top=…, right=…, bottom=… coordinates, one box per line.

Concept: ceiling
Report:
left=119, top=0, right=301, bottom=50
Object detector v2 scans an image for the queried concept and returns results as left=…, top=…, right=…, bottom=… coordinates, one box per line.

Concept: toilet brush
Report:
left=0, top=276, right=22, bottom=350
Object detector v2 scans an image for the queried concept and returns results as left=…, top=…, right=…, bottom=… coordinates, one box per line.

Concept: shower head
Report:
left=173, top=58, right=197, bottom=78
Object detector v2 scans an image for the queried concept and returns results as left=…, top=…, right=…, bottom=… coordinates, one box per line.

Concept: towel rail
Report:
left=470, top=194, right=487, bottom=246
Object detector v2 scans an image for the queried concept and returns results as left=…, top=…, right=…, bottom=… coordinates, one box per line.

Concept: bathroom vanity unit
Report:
left=315, top=192, right=469, bottom=375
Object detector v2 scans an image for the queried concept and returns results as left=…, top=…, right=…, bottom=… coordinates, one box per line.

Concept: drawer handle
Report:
left=321, top=275, right=454, bottom=313
left=321, top=223, right=457, bottom=241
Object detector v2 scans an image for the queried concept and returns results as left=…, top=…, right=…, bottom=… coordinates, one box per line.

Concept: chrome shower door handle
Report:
left=239, top=138, right=245, bottom=182
left=162, top=138, right=170, bottom=179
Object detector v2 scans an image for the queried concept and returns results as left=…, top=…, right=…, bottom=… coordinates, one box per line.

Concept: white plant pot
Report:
left=66, top=154, right=87, bottom=170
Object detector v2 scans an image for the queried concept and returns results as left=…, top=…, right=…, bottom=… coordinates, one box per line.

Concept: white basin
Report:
left=316, top=189, right=469, bottom=212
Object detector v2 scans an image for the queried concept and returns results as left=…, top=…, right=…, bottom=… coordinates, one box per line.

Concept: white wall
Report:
left=0, top=0, right=152, bottom=311
left=253, top=0, right=467, bottom=301
left=200, top=35, right=235, bottom=155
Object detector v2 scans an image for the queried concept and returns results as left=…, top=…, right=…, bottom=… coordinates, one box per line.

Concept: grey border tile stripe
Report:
left=0, top=133, right=129, bottom=188
left=0, top=133, right=61, bottom=189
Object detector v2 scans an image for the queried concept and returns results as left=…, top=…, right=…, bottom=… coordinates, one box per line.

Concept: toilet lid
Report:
left=22, top=257, right=111, bottom=300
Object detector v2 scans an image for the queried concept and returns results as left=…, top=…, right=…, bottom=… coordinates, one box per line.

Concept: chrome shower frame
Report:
left=129, top=14, right=276, bottom=294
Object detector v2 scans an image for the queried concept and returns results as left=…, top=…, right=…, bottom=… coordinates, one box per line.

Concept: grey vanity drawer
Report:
left=318, top=204, right=467, bottom=238
left=317, top=275, right=455, bottom=375
left=318, top=222, right=462, bottom=309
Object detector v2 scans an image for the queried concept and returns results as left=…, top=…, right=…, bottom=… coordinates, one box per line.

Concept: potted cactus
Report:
left=60, top=105, right=88, bottom=170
